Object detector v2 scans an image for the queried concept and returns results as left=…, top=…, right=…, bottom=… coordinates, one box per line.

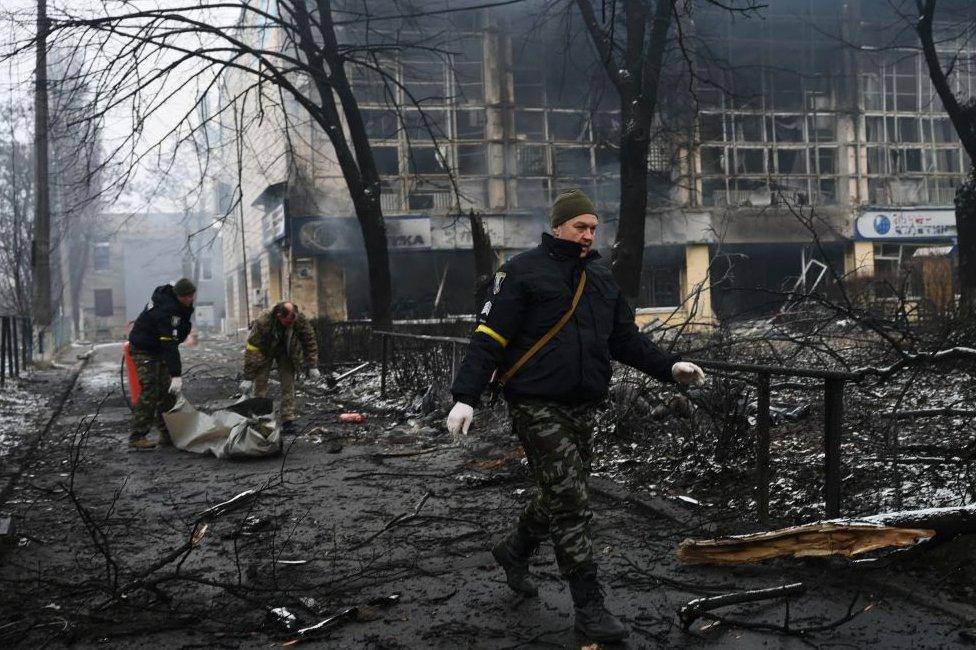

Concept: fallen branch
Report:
left=679, top=582, right=806, bottom=630
left=351, top=490, right=435, bottom=550
left=678, top=504, right=976, bottom=565
left=690, top=591, right=873, bottom=637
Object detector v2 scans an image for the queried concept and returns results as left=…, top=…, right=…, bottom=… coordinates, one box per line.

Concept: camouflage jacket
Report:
left=243, top=309, right=319, bottom=378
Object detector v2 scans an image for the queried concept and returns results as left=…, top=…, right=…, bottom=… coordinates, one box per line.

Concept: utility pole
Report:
left=32, top=0, right=52, bottom=344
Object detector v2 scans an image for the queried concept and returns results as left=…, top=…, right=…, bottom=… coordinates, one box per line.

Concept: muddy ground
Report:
left=0, top=338, right=974, bottom=648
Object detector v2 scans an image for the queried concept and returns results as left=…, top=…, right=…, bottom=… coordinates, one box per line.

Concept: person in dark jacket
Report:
left=447, top=189, right=705, bottom=642
left=128, top=278, right=196, bottom=449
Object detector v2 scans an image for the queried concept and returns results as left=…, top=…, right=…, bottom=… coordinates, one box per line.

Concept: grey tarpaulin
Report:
left=163, top=396, right=281, bottom=459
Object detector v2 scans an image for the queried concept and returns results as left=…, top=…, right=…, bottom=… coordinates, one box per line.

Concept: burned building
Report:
left=215, top=0, right=972, bottom=330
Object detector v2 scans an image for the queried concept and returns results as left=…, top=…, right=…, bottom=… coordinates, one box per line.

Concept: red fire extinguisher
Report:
left=123, top=340, right=141, bottom=407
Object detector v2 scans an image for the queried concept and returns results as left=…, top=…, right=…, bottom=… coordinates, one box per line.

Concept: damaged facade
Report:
left=215, top=0, right=972, bottom=330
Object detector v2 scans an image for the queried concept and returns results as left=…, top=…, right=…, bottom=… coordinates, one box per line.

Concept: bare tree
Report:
left=573, top=0, right=761, bottom=304
left=915, top=0, right=976, bottom=312
left=0, top=104, right=34, bottom=314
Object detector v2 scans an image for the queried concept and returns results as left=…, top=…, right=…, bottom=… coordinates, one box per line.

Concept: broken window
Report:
left=407, top=145, right=448, bottom=174
left=456, top=110, right=486, bottom=139
left=700, top=113, right=725, bottom=142
left=516, top=178, right=549, bottom=208
left=816, top=147, right=836, bottom=175
left=513, top=43, right=546, bottom=107
left=773, top=115, right=804, bottom=143
left=638, top=267, right=681, bottom=307
left=516, top=111, right=545, bottom=140
left=701, top=147, right=726, bottom=174
left=701, top=178, right=726, bottom=207
left=732, top=178, right=771, bottom=206
left=348, top=65, right=391, bottom=105
left=517, top=145, right=547, bottom=176
left=453, top=37, right=484, bottom=104
left=553, top=147, right=591, bottom=177
left=733, top=115, right=762, bottom=142
left=809, top=115, right=835, bottom=141
left=402, top=110, right=448, bottom=140
left=549, top=112, right=588, bottom=142
left=401, top=54, right=447, bottom=104
left=897, top=117, right=920, bottom=142
left=734, top=148, right=765, bottom=174
left=776, top=149, right=807, bottom=174
left=373, top=146, right=399, bottom=175
left=457, top=144, right=487, bottom=175
left=362, top=110, right=399, bottom=140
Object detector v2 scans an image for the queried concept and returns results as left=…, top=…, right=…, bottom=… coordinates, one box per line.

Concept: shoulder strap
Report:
left=498, top=270, right=587, bottom=388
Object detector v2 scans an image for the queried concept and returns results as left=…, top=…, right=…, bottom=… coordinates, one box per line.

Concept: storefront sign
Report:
left=292, top=216, right=431, bottom=255
left=856, top=209, right=957, bottom=241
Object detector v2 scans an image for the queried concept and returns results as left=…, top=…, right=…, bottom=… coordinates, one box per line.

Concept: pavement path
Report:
left=0, top=339, right=971, bottom=648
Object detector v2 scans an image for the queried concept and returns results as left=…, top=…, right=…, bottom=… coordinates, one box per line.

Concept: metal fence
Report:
left=370, top=329, right=861, bottom=520
left=687, top=358, right=858, bottom=521
left=311, top=317, right=475, bottom=366
left=374, top=330, right=468, bottom=397
left=1, top=316, right=32, bottom=386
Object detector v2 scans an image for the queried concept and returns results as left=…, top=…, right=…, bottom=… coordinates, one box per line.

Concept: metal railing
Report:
left=1, top=316, right=32, bottom=386
left=374, top=330, right=468, bottom=397
left=371, top=329, right=859, bottom=521
left=687, top=358, right=860, bottom=521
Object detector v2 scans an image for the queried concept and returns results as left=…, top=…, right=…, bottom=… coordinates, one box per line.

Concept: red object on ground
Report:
left=338, top=413, right=366, bottom=424
left=123, top=341, right=141, bottom=406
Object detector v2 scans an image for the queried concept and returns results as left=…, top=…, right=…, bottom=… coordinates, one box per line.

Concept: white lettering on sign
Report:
left=387, top=233, right=427, bottom=248
left=856, top=210, right=957, bottom=241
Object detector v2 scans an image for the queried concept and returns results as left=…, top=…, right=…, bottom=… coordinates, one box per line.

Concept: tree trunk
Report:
left=955, top=167, right=976, bottom=314
left=32, top=0, right=51, bottom=326
left=613, top=122, right=650, bottom=305
left=470, top=211, right=494, bottom=311
left=353, top=196, right=392, bottom=328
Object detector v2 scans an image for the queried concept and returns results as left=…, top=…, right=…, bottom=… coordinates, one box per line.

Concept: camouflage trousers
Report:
left=509, top=398, right=596, bottom=577
left=252, top=356, right=296, bottom=422
left=130, top=349, right=175, bottom=440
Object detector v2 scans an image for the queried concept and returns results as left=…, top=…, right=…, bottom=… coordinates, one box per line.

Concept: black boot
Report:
left=567, top=563, right=629, bottom=642
left=491, top=529, right=541, bottom=597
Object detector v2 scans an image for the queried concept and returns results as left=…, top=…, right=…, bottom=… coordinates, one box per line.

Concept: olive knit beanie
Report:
left=174, top=277, right=197, bottom=297
left=550, top=188, right=597, bottom=228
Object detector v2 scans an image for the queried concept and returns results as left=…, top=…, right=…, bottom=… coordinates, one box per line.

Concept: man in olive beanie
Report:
left=448, top=187, right=705, bottom=641
left=550, top=188, right=597, bottom=229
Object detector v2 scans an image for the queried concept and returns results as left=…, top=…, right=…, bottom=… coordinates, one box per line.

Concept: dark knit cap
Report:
left=174, top=278, right=197, bottom=296
left=550, top=188, right=597, bottom=228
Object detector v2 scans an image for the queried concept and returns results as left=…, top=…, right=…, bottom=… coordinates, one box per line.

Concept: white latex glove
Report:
left=168, top=376, right=183, bottom=395
left=672, top=361, right=706, bottom=386
left=239, top=380, right=254, bottom=397
left=309, top=368, right=321, bottom=379
left=446, top=402, right=474, bottom=441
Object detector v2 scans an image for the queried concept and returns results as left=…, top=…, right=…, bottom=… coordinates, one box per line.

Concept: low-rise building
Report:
left=80, top=212, right=225, bottom=341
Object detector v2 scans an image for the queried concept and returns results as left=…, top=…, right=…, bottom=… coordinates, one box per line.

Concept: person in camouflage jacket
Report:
left=240, top=302, right=320, bottom=432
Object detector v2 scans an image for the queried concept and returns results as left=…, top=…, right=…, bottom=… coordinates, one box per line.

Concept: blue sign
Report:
left=873, top=214, right=891, bottom=235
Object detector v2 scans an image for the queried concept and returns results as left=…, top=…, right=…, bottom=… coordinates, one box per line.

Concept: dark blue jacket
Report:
left=128, top=284, right=193, bottom=377
left=451, top=233, right=679, bottom=406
